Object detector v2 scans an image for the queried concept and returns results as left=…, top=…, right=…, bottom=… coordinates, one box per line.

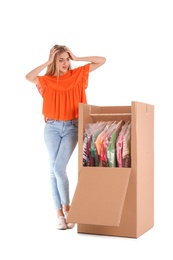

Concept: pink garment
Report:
left=116, top=134, right=124, bottom=167
left=122, top=123, right=131, bottom=167
left=116, top=121, right=130, bottom=167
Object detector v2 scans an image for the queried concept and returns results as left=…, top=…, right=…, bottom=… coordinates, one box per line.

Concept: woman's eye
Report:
left=59, top=58, right=69, bottom=62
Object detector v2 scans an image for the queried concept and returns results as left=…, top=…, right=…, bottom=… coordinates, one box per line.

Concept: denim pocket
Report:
left=72, top=119, right=78, bottom=128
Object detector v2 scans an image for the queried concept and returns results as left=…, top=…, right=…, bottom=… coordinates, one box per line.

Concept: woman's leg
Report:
left=44, top=119, right=62, bottom=211
left=53, top=119, right=78, bottom=210
left=44, top=119, right=78, bottom=215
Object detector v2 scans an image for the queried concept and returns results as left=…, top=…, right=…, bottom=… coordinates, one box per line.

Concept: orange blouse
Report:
left=37, top=64, right=90, bottom=121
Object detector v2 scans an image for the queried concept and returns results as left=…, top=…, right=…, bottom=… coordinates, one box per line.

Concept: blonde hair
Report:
left=45, top=45, right=72, bottom=76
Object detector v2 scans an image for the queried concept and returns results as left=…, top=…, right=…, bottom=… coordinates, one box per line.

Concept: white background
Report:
left=0, top=0, right=173, bottom=259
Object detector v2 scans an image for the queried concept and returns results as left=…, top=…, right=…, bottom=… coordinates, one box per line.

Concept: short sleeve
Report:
left=82, top=63, right=90, bottom=89
left=36, top=77, right=47, bottom=97
left=36, top=84, right=43, bottom=96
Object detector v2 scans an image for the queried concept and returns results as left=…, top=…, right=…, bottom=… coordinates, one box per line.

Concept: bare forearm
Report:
left=75, top=56, right=106, bottom=72
left=25, top=61, right=49, bottom=83
left=76, top=56, right=105, bottom=64
left=26, top=46, right=61, bottom=83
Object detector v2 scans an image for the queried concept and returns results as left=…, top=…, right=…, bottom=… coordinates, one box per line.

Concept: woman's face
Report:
left=57, top=52, right=71, bottom=75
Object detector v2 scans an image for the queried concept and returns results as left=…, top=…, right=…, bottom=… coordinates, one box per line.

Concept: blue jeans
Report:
left=44, top=118, right=78, bottom=210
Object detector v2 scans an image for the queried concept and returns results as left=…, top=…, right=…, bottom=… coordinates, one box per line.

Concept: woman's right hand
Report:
left=47, top=46, right=59, bottom=64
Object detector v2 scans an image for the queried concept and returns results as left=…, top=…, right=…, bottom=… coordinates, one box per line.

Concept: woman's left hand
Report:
left=66, top=47, right=77, bottom=61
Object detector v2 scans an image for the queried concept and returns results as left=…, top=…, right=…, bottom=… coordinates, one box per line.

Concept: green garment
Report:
left=106, top=131, right=117, bottom=167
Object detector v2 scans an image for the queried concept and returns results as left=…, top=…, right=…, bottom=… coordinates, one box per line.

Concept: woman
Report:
left=25, top=45, right=106, bottom=230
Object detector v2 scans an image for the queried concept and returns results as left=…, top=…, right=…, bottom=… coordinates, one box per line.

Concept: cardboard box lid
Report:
left=67, top=167, right=131, bottom=226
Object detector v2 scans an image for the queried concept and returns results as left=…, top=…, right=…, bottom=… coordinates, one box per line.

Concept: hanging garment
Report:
left=94, top=121, right=113, bottom=156
left=106, top=131, right=117, bottom=167
left=83, top=119, right=131, bottom=168
left=100, top=132, right=110, bottom=167
left=83, top=134, right=90, bottom=166
left=116, top=121, right=130, bottom=167
left=106, top=119, right=125, bottom=167
left=90, top=129, right=101, bottom=166
left=122, top=123, right=131, bottom=167
left=83, top=122, right=106, bottom=166
left=99, top=121, right=118, bottom=167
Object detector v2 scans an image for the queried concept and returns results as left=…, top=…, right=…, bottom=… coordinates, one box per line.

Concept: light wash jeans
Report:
left=44, top=118, right=78, bottom=210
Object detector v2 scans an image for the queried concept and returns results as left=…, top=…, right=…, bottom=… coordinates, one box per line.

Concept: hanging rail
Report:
left=90, top=113, right=131, bottom=116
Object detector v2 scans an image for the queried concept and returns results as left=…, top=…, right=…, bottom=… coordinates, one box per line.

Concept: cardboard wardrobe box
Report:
left=67, top=101, right=154, bottom=238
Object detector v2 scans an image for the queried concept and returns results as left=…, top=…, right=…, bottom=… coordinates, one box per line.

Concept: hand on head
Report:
left=52, top=45, right=76, bottom=61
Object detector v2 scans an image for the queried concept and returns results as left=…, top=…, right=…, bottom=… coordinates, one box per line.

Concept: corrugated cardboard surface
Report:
left=67, top=101, right=154, bottom=238
left=133, top=102, right=154, bottom=236
left=67, top=167, right=131, bottom=226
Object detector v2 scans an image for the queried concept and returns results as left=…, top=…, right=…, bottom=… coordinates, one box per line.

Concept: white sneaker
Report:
left=64, top=212, right=75, bottom=229
left=57, top=216, right=67, bottom=230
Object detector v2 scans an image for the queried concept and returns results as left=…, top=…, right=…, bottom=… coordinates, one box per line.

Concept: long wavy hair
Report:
left=45, top=45, right=72, bottom=76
